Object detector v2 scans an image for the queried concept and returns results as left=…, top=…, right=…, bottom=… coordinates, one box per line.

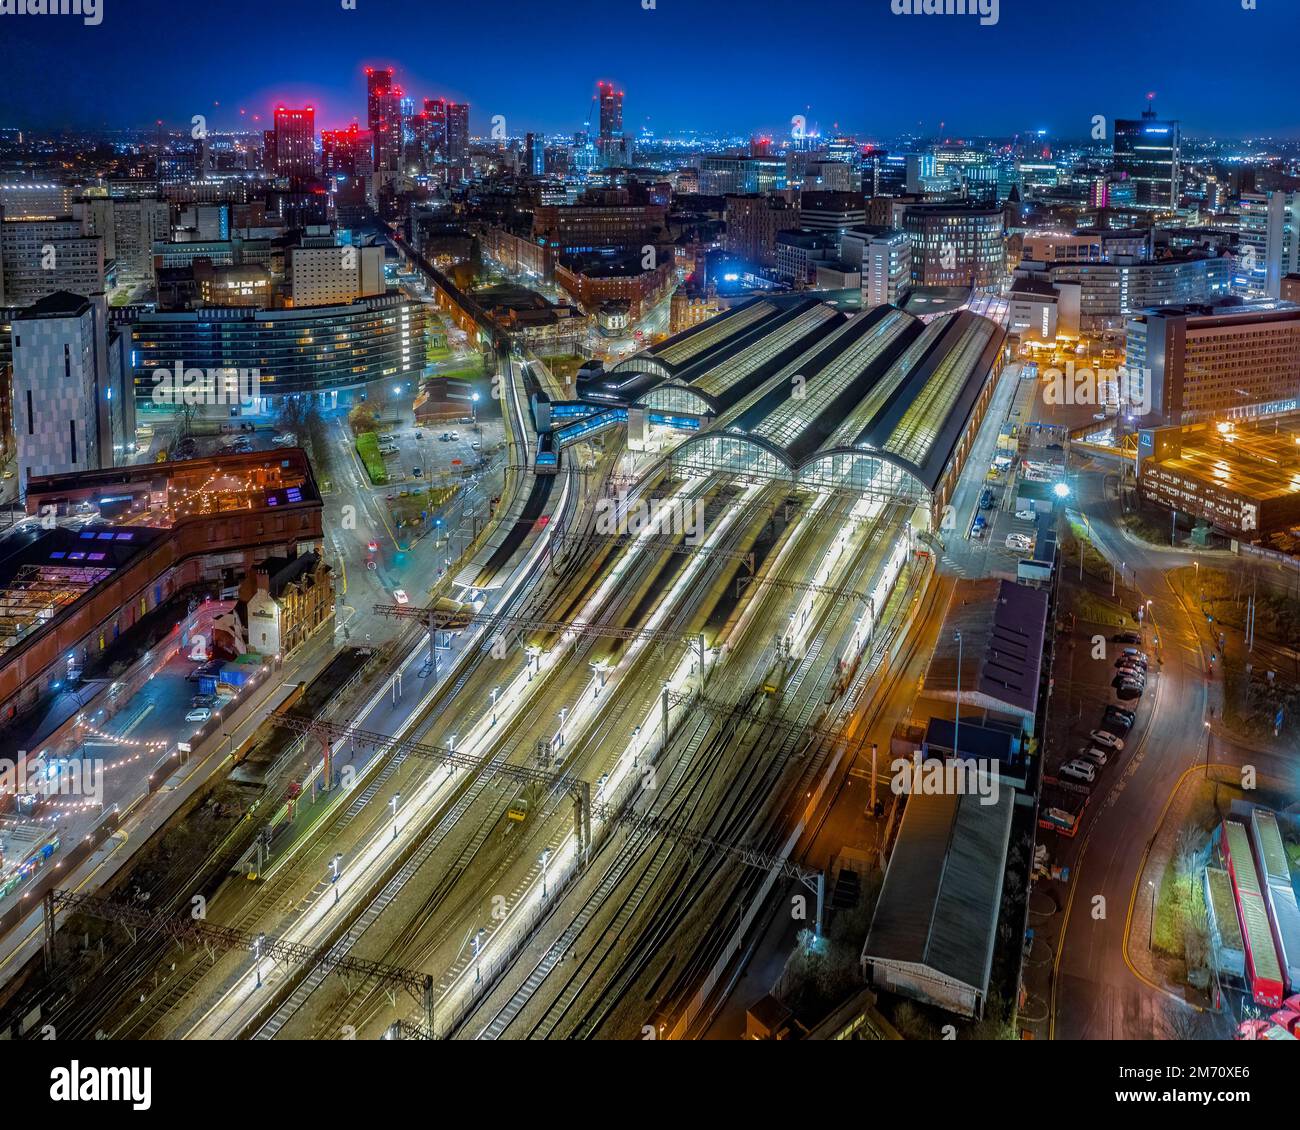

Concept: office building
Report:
left=1125, top=300, right=1300, bottom=423
left=799, top=191, right=867, bottom=238
left=1112, top=106, right=1180, bottom=211
left=724, top=195, right=799, bottom=267
left=902, top=204, right=1006, bottom=288
left=1237, top=190, right=1298, bottom=299
left=1041, top=252, right=1232, bottom=337
left=774, top=230, right=838, bottom=284
left=82, top=197, right=170, bottom=289
left=0, top=214, right=105, bottom=306
left=10, top=291, right=111, bottom=498
left=273, top=106, right=316, bottom=182
left=128, top=293, right=424, bottom=409
left=0, top=182, right=79, bottom=220
left=699, top=156, right=788, bottom=195
left=859, top=229, right=913, bottom=307
left=289, top=243, right=386, bottom=307
left=366, top=66, right=403, bottom=174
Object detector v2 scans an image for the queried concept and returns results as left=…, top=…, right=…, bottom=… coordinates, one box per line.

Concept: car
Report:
left=1015, top=509, right=1036, bottom=521
left=412, top=467, right=423, bottom=476
left=1006, top=534, right=1032, bottom=551
left=470, top=441, right=481, bottom=451
left=379, top=433, right=397, bottom=443
left=1122, top=648, right=1149, bottom=663
left=1106, top=705, right=1136, bottom=725
left=450, top=431, right=460, bottom=440
left=1116, top=662, right=1146, bottom=680
left=1115, top=655, right=1145, bottom=669
left=272, top=432, right=295, bottom=446
left=1112, top=631, right=1142, bottom=645
left=1113, top=670, right=1145, bottom=687
left=393, top=589, right=410, bottom=605
left=440, top=432, right=452, bottom=441
left=1079, top=746, right=1109, bottom=768
left=1093, top=411, right=1107, bottom=421
left=367, top=539, right=380, bottom=553
left=1116, top=683, right=1143, bottom=701
left=191, top=693, right=217, bottom=708
left=1060, top=760, right=1097, bottom=784
left=1089, top=729, right=1125, bottom=751
left=185, top=707, right=212, bottom=723
left=379, top=445, right=398, bottom=456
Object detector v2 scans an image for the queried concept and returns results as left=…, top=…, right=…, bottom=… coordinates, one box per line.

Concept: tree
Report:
left=348, top=402, right=379, bottom=436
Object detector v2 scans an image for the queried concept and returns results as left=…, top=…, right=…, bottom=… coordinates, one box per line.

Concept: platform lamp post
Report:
left=953, top=630, right=963, bottom=760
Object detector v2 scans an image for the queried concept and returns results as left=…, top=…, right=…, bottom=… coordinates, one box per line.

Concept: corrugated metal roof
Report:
left=863, top=786, right=1014, bottom=996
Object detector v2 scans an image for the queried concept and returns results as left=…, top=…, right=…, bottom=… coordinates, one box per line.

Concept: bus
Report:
left=1223, top=819, right=1285, bottom=1008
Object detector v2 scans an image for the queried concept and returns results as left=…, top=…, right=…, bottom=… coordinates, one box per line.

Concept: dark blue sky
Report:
left=0, top=0, right=1295, bottom=140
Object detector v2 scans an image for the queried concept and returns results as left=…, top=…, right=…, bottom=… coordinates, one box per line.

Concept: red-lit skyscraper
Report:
left=273, top=106, right=316, bottom=181
left=321, top=123, right=361, bottom=178
left=597, top=81, right=623, bottom=140
left=596, top=81, right=626, bottom=168
left=366, top=66, right=403, bottom=173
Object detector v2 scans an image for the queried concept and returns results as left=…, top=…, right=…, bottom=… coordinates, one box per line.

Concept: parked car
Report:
left=1113, top=671, right=1145, bottom=688
left=1112, top=631, right=1142, bottom=645
left=185, top=707, right=212, bottom=723
left=470, top=441, right=481, bottom=451
left=1015, top=509, right=1036, bottom=521
left=1006, top=534, right=1032, bottom=551
left=440, top=432, right=452, bottom=441
left=191, top=693, right=217, bottom=708
left=412, top=467, right=423, bottom=476
left=1116, top=684, right=1143, bottom=701
left=1089, top=730, right=1124, bottom=751
left=272, top=432, right=295, bottom=446
left=393, top=588, right=410, bottom=605
left=1115, top=655, right=1146, bottom=669
left=1079, top=746, right=1109, bottom=768
left=450, top=431, right=460, bottom=440
left=1060, top=760, right=1097, bottom=784
left=1106, top=705, right=1136, bottom=725
left=379, top=433, right=397, bottom=443
left=1121, top=648, right=1149, bottom=663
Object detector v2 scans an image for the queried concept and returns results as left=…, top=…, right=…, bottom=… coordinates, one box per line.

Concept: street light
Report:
left=557, top=707, right=569, bottom=749
left=471, top=391, right=480, bottom=426
left=254, top=932, right=266, bottom=989
left=490, top=686, right=501, bottom=726
left=390, top=792, right=401, bottom=840
left=331, top=853, right=342, bottom=905
left=473, top=927, right=486, bottom=984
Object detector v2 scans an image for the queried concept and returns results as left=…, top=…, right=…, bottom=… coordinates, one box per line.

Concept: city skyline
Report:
left=1, top=0, right=1298, bottom=139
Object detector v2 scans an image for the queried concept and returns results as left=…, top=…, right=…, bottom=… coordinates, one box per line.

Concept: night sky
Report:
left=0, top=0, right=1296, bottom=140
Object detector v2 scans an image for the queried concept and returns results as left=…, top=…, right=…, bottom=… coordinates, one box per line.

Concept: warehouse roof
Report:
left=863, top=786, right=1014, bottom=1006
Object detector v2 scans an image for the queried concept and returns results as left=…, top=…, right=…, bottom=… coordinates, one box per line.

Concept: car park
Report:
left=1089, top=729, right=1124, bottom=751
left=1060, top=760, right=1097, bottom=784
